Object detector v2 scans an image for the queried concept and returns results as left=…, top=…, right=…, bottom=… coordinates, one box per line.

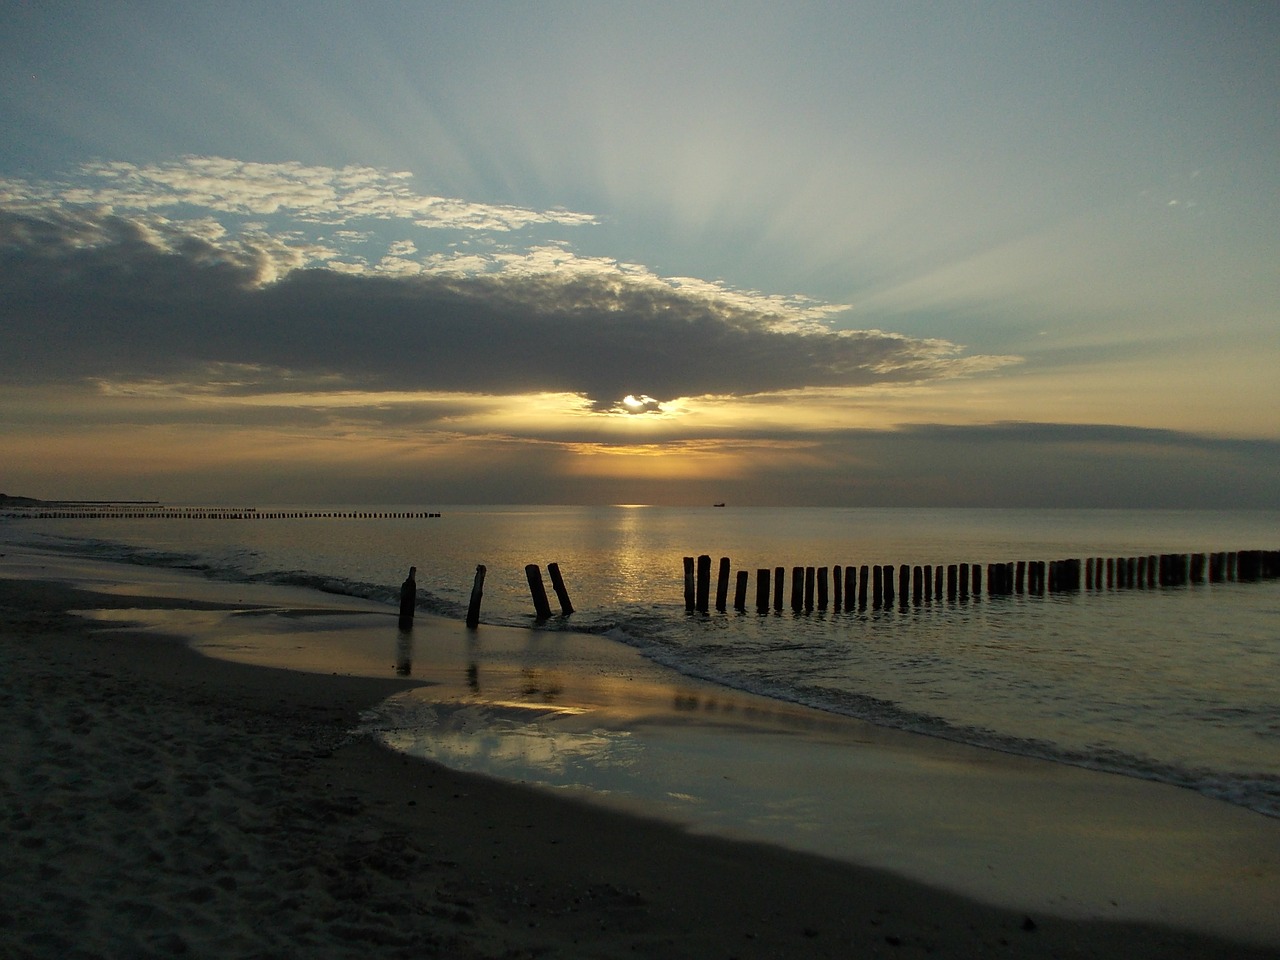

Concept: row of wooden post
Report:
left=682, top=549, right=1280, bottom=614
left=4, top=508, right=441, bottom=520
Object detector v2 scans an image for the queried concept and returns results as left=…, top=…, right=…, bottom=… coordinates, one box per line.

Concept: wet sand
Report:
left=2, top=546, right=1278, bottom=958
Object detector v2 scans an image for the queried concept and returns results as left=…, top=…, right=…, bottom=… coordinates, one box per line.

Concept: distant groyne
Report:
left=682, top=550, right=1280, bottom=613
left=1, top=504, right=440, bottom=520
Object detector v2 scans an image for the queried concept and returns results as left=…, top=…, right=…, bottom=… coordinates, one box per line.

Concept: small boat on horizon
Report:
left=713, top=502, right=726, bottom=507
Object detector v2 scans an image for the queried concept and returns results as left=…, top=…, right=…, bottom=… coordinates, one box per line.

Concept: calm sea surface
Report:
left=6, top=505, right=1279, bottom=816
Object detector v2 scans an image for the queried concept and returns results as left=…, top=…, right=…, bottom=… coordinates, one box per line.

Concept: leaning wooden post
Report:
left=696, top=555, right=712, bottom=613
left=683, top=556, right=695, bottom=611
left=715, top=557, right=731, bottom=612
left=547, top=562, right=574, bottom=615
left=466, top=564, right=486, bottom=629
left=525, top=564, right=553, bottom=621
left=733, top=570, right=749, bottom=612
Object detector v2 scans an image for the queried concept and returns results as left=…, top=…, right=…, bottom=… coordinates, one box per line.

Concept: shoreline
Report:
left=3, top=550, right=1280, bottom=957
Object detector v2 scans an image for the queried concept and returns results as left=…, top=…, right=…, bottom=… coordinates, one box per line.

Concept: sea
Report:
left=4, top=505, right=1278, bottom=818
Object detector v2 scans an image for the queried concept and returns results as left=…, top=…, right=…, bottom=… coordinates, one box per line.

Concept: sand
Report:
left=2, top=549, right=1279, bottom=959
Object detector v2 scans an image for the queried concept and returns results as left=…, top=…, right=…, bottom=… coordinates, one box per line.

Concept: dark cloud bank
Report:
left=0, top=207, right=970, bottom=406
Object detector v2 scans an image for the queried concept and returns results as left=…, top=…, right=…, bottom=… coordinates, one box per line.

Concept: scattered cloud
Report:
left=1, top=157, right=598, bottom=231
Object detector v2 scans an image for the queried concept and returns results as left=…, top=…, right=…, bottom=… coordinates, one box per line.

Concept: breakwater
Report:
left=682, top=549, right=1280, bottom=613
left=2, top=504, right=440, bottom=520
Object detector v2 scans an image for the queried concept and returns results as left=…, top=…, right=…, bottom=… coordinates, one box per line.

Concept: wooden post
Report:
left=817, top=567, right=829, bottom=610
left=912, top=565, right=923, bottom=605
left=872, top=564, right=883, bottom=607
left=791, top=566, right=804, bottom=612
left=398, top=565, right=417, bottom=628
left=804, top=566, right=816, bottom=612
left=844, top=565, right=856, bottom=612
left=898, top=564, right=910, bottom=608
left=466, top=564, right=486, bottom=629
left=1208, top=552, right=1224, bottom=583
left=832, top=565, right=842, bottom=612
left=773, top=566, right=785, bottom=611
left=1015, top=560, right=1026, bottom=594
left=715, top=557, right=731, bottom=612
left=696, top=555, right=711, bottom=613
left=733, top=570, right=749, bottom=612
left=859, top=565, right=869, bottom=609
left=525, top=564, right=553, bottom=621
left=756, top=569, right=771, bottom=613
left=1190, top=553, right=1205, bottom=584
left=1066, top=558, right=1081, bottom=591
left=547, top=562, right=574, bottom=615
left=972, top=563, right=982, bottom=597
left=683, top=556, right=695, bottom=611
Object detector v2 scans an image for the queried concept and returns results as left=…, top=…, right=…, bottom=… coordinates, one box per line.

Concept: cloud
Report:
left=1, top=157, right=598, bottom=231
left=0, top=204, right=1018, bottom=411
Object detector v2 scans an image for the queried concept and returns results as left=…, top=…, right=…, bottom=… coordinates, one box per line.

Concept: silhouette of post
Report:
left=398, top=566, right=417, bottom=628
left=525, top=564, right=553, bottom=621
left=696, top=555, right=712, bottom=613
left=683, top=557, right=695, bottom=611
left=547, top=562, right=574, bottom=615
left=466, top=564, right=486, bottom=629
left=715, top=557, right=731, bottom=612
left=756, top=569, right=771, bottom=613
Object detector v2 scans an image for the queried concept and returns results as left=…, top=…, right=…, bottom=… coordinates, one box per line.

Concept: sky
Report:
left=2, top=1, right=1277, bottom=507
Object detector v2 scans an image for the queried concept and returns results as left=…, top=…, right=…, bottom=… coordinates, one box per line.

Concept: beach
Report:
left=3, top=548, right=1279, bottom=959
